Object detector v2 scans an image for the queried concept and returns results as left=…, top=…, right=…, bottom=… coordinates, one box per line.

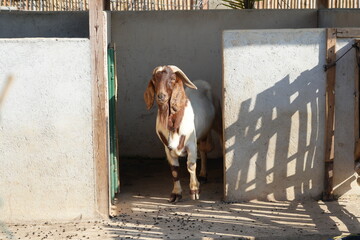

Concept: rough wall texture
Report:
left=318, top=9, right=360, bottom=28
left=223, top=29, right=359, bottom=201
left=0, top=38, right=95, bottom=221
left=0, top=12, right=89, bottom=38
left=111, top=10, right=318, bottom=158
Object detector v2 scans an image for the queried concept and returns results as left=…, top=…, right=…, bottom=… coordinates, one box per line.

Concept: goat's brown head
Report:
left=144, top=65, right=197, bottom=111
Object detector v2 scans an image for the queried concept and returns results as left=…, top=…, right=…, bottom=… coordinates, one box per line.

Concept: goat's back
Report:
left=185, top=80, right=215, bottom=141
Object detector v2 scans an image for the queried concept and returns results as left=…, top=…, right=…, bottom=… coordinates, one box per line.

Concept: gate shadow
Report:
left=225, top=68, right=324, bottom=201
left=225, top=58, right=359, bottom=234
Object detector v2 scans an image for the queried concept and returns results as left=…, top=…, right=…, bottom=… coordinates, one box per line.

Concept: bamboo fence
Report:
left=0, top=0, right=204, bottom=10
left=254, top=0, right=360, bottom=8
left=0, top=0, right=359, bottom=10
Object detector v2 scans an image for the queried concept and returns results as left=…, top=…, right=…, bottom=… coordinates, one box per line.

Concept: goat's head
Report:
left=144, top=65, right=197, bottom=111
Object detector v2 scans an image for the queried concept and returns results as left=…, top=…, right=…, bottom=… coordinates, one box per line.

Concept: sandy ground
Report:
left=1, top=158, right=359, bottom=240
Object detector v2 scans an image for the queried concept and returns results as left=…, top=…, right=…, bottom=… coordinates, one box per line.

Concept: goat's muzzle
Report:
left=156, top=93, right=168, bottom=105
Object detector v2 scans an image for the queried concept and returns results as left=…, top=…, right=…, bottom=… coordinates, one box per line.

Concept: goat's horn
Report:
left=168, top=65, right=197, bottom=90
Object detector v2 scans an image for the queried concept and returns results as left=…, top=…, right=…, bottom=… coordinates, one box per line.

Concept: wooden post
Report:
left=89, top=0, right=110, bottom=218
left=355, top=41, right=360, bottom=161
left=323, top=28, right=337, bottom=201
left=202, top=0, right=208, bottom=9
left=354, top=40, right=360, bottom=183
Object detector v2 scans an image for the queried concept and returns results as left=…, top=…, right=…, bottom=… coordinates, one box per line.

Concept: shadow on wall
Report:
left=225, top=39, right=360, bottom=202
left=226, top=66, right=326, bottom=201
left=0, top=76, right=14, bottom=120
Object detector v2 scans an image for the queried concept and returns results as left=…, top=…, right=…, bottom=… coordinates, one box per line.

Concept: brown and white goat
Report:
left=144, top=65, right=219, bottom=202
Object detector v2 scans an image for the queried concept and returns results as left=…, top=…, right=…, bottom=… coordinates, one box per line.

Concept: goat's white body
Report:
left=156, top=101, right=196, bottom=157
left=155, top=80, right=216, bottom=199
left=186, top=80, right=216, bottom=141
left=155, top=80, right=215, bottom=155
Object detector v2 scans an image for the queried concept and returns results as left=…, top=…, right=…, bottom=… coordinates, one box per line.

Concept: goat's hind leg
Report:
left=198, top=133, right=213, bottom=183
left=187, top=145, right=200, bottom=200
left=199, top=151, right=208, bottom=183
left=165, top=148, right=182, bottom=203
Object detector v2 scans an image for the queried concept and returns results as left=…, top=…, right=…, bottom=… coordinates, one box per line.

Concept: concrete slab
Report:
left=223, top=29, right=327, bottom=201
left=223, top=28, right=360, bottom=202
left=0, top=38, right=95, bottom=221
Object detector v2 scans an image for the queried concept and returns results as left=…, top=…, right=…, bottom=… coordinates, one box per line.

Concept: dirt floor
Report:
left=1, top=158, right=360, bottom=240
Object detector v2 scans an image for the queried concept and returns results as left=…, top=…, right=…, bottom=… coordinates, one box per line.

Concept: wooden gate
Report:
left=108, top=44, right=120, bottom=204
left=323, top=28, right=360, bottom=200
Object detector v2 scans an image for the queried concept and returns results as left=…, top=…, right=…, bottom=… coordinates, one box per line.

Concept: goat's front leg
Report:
left=187, top=143, right=200, bottom=200
left=165, top=148, right=182, bottom=203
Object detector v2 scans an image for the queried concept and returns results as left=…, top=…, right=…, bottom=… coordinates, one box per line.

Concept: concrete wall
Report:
left=0, top=12, right=89, bottom=38
left=0, top=38, right=95, bottom=221
left=223, top=29, right=326, bottom=201
left=318, top=9, right=360, bottom=28
left=112, top=10, right=318, bottom=158
left=0, top=10, right=358, bottom=221
left=223, top=29, right=359, bottom=201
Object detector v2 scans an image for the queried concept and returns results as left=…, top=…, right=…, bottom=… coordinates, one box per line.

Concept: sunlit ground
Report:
left=108, top=158, right=360, bottom=240
left=109, top=194, right=360, bottom=240
left=1, top=158, right=359, bottom=240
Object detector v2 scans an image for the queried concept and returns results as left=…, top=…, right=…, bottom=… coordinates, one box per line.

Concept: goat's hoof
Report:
left=169, top=193, right=182, bottom=203
left=190, top=190, right=200, bottom=200
left=198, top=175, right=208, bottom=184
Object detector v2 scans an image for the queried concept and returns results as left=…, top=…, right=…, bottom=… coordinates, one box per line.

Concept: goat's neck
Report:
left=158, top=104, right=170, bottom=130
left=168, top=100, right=187, bottom=133
left=157, top=95, right=189, bottom=134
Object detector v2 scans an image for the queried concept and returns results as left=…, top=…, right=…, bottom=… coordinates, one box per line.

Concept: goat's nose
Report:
left=157, top=93, right=166, bottom=101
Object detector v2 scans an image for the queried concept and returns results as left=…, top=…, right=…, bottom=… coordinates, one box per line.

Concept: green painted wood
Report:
left=108, top=45, right=119, bottom=203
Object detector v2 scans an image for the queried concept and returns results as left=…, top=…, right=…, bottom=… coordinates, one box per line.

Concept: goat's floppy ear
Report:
left=170, top=80, right=186, bottom=113
left=144, top=79, right=155, bottom=110
left=168, top=65, right=197, bottom=90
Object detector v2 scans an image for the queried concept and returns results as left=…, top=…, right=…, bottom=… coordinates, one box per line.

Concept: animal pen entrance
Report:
left=107, top=47, right=224, bottom=212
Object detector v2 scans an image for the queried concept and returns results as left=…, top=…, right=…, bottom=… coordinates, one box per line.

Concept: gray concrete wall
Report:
left=0, top=38, right=95, bottom=221
left=112, top=10, right=318, bottom=158
left=318, top=9, right=360, bottom=28
left=223, top=29, right=327, bottom=201
left=0, top=12, right=89, bottom=38
left=223, top=29, right=359, bottom=201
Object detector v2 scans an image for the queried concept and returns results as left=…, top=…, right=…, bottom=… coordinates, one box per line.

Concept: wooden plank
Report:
left=89, top=0, right=109, bottom=218
left=336, top=28, right=360, bottom=38
left=354, top=40, right=360, bottom=180
left=323, top=28, right=337, bottom=201
left=355, top=41, right=360, bottom=161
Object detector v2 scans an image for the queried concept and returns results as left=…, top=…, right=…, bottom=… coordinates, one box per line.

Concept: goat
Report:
left=144, top=65, right=221, bottom=202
